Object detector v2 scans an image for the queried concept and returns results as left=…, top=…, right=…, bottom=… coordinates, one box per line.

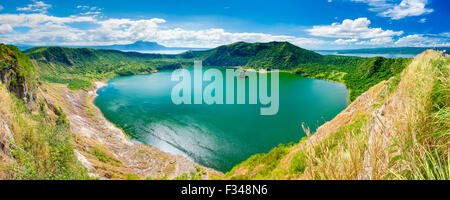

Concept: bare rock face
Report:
left=0, top=44, right=38, bottom=107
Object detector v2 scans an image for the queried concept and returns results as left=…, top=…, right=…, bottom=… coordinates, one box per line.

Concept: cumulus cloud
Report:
left=0, top=14, right=97, bottom=27
left=334, top=38, right=358, bottom=45
left=0, top=24, right=13, bottom=33
left=357, top=37, right=394, bottom=45
left=382, top=0, right=433, bottom=19
left=17, top=0, right=51, bottom=14
left=394, top=34, right=450, bottom=47
left=7, top=4, right=443, bottom=49
left=307, top=18, right=403, bottom=39
left=351, top=0, right=433, bottom=19
left=0, top=13, right=326, bottom=49
left=77, top=5, right=103, bottom=16
left=149, top=28, right=327, bottom=48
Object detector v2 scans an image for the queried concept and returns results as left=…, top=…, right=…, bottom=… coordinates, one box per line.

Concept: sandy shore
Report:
left=93, top=81, right=108, bottom=89
left=42, top=80, right=221, bottom=179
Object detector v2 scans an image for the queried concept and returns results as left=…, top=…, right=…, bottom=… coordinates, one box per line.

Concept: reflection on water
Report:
left=95, top=69, right=349, bottom=171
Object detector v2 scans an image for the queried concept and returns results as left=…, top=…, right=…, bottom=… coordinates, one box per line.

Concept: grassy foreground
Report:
left=224, top=50, right=449, bottom=180
left=0, top=44, right=89, bottom=179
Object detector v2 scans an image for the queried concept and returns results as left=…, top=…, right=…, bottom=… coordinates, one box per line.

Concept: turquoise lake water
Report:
left=95, top=68, right=349, bottom=172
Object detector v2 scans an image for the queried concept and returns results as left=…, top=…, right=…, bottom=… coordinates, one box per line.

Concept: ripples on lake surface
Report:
left=95, top=68, right=349, bottom=172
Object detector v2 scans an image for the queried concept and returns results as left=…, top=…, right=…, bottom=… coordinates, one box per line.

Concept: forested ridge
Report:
left=25, top=41, right=411, bottom=100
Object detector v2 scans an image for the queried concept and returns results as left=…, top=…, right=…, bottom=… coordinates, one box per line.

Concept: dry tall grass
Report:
left=225, top=51, right=448, bottom=180
left=292, top=51, right=448, bottom=180
left=385, top=51, right=449, bottom=180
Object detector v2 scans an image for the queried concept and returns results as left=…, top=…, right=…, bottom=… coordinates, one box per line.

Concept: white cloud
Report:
left=334, top=38, right=358, bottom=45
left=419, top=18, right=426, bottom=23
left=77, top=5, right=90, bottom=9
left=80, top=11, right=102, bottom=16
left=0, top=14, right=97, bottom=28
left=0, top=13, right=326, bottom=49
left=394, top=34, right=450, bottom=47
left=440, top=32, right=450, bottom=38
left=0, top=24, right=13, bottom=33
left=307, top=18, right=403, bottom=39
left=357, top=37, right=394, bottom=45
left=382, top=0, right=433, bottom=19
left=17, top=0, right=52, bottom=14
left=77, top=5, right=103, bottom=16
left=351, top=0, right=433, bottom=19
left=7, top=7, right=443, bottom=49
left=150, top=28, right=326, bottom=48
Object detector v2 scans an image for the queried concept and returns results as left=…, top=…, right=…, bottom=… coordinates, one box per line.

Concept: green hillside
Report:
left=0, top=45, right=39, bottom=102
left=188, top=41, right=411, bottom=100
left=190, top=41, right=322, bottom=68
left=225, top=50, right=449, bottom=180
left=0, top=44, right=89, bottom=179
left=25, top=47, right=185, bottom=90
left=25, top=41, right=411, bottom=100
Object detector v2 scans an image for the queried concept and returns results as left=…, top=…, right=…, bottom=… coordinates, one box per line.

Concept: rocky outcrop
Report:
left=0, top=44, right=38, bottom=107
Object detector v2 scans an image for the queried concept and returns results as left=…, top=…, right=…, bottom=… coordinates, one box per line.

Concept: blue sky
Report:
left=0, top=0, right=449, bottom=49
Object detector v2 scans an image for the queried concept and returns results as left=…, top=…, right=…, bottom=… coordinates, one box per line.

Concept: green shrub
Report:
left=290, top=151, right=307, bottom=173
left=90, top=147, right=111, bottom=163
left=125, top=173, right=140, bottom=180
left=8, top=96, right=89, bottom=180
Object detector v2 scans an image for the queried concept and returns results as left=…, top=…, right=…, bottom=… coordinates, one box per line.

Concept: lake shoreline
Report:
left=46, top=77, right=223, bottom=179
left=233, top=66, right=352, bottom=103
left=94, top=67, right=350, bottom=172
left=91, top=79, right=212, bottom=165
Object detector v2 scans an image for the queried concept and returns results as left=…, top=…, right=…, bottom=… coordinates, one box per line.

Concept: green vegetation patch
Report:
left=7, top=94, right=90, bottom=180
left=174, top=166, right=207, bottom=180
left=25, top=46, right=186, bottom=90
left=125, top=173, right=140, bottom=180
left=289, top=151, right=307, bottom=173
left=89, top=146, right=122, bottom=166
left=41, top=75, right=92, bottom=91
left=226, top=142, right=296, bottom=180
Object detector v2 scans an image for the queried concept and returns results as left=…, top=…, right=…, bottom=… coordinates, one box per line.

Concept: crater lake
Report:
left=95, top=68, right=349, bottom=172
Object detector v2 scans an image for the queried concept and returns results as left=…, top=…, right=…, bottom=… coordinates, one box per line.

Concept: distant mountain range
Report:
left=15, top=42, right=449, bottom=55
left=15, top=41, right=207, bottom=52
left=87, top=41, right=168, bottom=51
left=24, top=41, right=410, bottom=100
